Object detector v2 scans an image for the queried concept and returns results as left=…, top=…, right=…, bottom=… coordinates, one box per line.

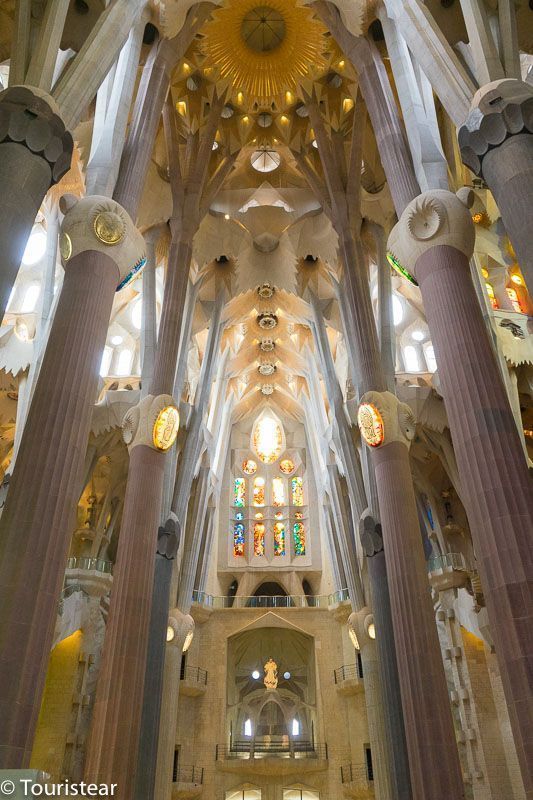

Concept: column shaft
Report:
left=416, top=244, right=533, bottom=798
left=373, top=441, right=465, bottom=800
left=85, top=446, right=165, bottom=796
left=480, top=134, right=533, bottom=293
left=0, top=251, right=117, bottom=767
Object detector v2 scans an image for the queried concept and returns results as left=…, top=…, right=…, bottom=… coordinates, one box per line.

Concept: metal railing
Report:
left=66, top=556, right=113, bottom=574
left=216, top=742, right=328, bottom=760
left=340, top=763, right=372, bottom=785
left=172, top=766, right=204, bottom=785
left=180, top=665, right=208, bottom=685
left=427, top=553, right=468, bottom=573
left=334, top=663, right=363, bottom=684
left=192, top=588, right=349, bottom=609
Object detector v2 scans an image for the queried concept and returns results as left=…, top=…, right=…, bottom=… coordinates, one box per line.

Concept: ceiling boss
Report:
left=200, top=0, right=329, bottom=106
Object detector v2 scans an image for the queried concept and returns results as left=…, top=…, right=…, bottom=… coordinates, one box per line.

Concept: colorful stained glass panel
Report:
left=233, top=523, right=245, bottom=556
left=291, top=477, right=303, bottom=506
left=274, top=521, right=285, bottom=556
left=254, top=522, right=265, bottom=556
left=253, top=476, right=265, bottom=506
left=234, top=477, right=246, bottom=507
left=272, top=477, right=285, bottom=507
left=293, top=522, right=305, bottom=555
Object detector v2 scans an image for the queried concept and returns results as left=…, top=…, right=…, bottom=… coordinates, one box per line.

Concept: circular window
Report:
left=279, top=458, right=295, bottom=474
left=241, top=6, right=286, bottom=52
left=251, top=149, right=281, bottom=173
left=242, top=459, right=258, bottom=475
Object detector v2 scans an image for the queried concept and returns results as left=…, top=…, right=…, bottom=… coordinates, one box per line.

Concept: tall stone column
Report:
left=360, top=519, right=412, bottom=800
left=358, top=392, right=465, bottom=800
left=0, top=195, right=144, bottom=768
left=85, top=395, right=179, bottom=797
left=0, top=85, right=72, bottom=320
left=154, top=611, right=195, bottom=800
left=389, top=188, right=533, bottom=799
left=458, top=79, right=533, bottom=293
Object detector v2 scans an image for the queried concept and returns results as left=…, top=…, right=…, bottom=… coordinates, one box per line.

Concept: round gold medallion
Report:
left=93, top=211, right=126, bottom=245
left=59, top=232, right=72, bottom=261
left=153, top=405, right=180, bottom=451
left=357, top=403, right=385, bottom=448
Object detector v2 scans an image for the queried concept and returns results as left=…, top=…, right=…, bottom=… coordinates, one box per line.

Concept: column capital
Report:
left=387, top=188, right=475, bottom=281
left=348, top=609, right=376, bottom=649
left=166, top=609, right=195, bottom=650
left=357, top=390, right=416, bottom=450
left=458, top=78, right=533, bottom=176
left=58, top=194, right=146, bottom=289
left=0, top=85, right=73, bottom=184
left=122, top=394, right=180, bottom=452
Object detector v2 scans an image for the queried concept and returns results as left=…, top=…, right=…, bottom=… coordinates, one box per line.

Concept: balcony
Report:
left=427, top=553, right=469, bottom=592
left=65, top=556, right=113, bottom=596
left=215, top=741, right=328, bottom=777
left=334, top=663, right=364, bottom=696
left=192, top=589, right=349, bottom=610
left=179, top=665, right=208, bottom=697
left=172, top=766, right=203, bottom=799
left=340, top=763, right=374, bottom=798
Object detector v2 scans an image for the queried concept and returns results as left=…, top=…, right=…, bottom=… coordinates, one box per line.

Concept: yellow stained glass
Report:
left=253, top=476, right=265, bottom=506
left=291, top=477, right=303, bottom=506
left=272, top=477, right=285, bottom=507
left=279, top=458, right=295, bottom=474
left=254, top=522, right=265, bottom=556
left=252, top=413, right=283, bottom=464
left=242, top=458, right=257, bottom=475
left=274, top=521, right=285, bottom=556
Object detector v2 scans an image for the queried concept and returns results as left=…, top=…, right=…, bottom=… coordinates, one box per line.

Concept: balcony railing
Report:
left=172, top=766, right=204, bottom=785
left=216, top=742, right=328, bottom=760
left=334, top=663, right=363, bottom=684
left=192, top=588, right=349, bottom=609
left=340, top=763, right=372, bottom=785
left=66, top=556, right=113, bottom=574
left=181, top=665, right=208, bottom=685
left=427, top=553, right=468, bottom=573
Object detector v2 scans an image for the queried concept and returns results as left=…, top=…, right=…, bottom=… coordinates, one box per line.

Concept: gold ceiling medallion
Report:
left=200, top=0, right=329, bottom=105
left=93, top=209, right=126, bottom=245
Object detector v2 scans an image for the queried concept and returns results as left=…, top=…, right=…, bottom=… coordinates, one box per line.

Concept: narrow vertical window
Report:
left=291, top=477, right=303, bottom=506
left=253, top=476, right=265, bottom=506
left=272, top=477, right=285, bottom=507
left=274, top=521, right=285, bottom=556
left=234, top=478, right=246, bottom=507
left=254, top=522, right=265, bottom=556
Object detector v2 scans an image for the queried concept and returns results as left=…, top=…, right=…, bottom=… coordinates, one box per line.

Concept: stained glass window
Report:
left=291, top=477, right=303, bottom=506
left=253, top=476, right=265, bottom=506
left=272, top=477, right=285, bottom=507
left=274, top=511, right=283, bottom=520
left=242, top=459, right=257, bottom=475
left=252, top=412, right=284, bottom=464
left=234, top=477, right=246, bottom=507
left=233, top=523, right=245, bottom=556
left=274, top=521, right=285, bottom=556
left=254, top=522, right=265, bottom=556
left=506, top=287, right=523, bottom=313
left=293, top=522, right=305, bottom=555
left=279, top=458, right=295, bottom=474
left=485, top=282, right=499, bottom=309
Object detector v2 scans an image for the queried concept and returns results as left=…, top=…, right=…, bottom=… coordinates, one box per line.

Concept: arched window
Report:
left=253, top=477, right=265, bottom=506
left=244, top=718, right=252, bottom=737
left=272, top=477, right=285, bottom=506
left=423, top=343, right=437, bottom=373
left=21, top=284, right=40, bottom=313
left=116, top=348, right=133, bottom=376
left=254, top=522, right=265, bottom=556
left=506, top=287, right=523, bottom=313
left=234, top=478, right=246, bottom=507
left=485, top=282, right=498, bottom=309
left=274, top=521, right=285, bottom=556
left=291, top=477, right=303, bottom=506
left=403, top=345, right=419, bottom=372
left=99, top=346, right=113, bottom=377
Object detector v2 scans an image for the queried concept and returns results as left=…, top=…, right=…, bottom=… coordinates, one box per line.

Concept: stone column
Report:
left=135, top=519, right=179, bottom=800
left=458, top=79, right=533, bottom=293
left=176, top=466, right=210, bottom=613
left=360, top=519, right=412, bottom=800
left=359, top=391, right=465, bottom=800
left=0, top=85, right=72, bottom=320
left=85, top=395, right=180, bottom=797
left=389, top=188, right=533, bottom=799
left=154, top=611, right=194, bottom=800
left=349, top=609, right=396, bottom=800
left=140, top=228, right=159, bottom=398
left=0, top=195, right=144, bottom=769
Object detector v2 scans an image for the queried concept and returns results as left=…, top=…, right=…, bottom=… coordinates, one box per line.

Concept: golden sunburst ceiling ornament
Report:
left=200, top=0, right=329, bottom=105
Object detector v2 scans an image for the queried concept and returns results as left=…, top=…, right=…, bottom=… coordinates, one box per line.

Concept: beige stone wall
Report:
left=174, top=603, right=373, bottom=800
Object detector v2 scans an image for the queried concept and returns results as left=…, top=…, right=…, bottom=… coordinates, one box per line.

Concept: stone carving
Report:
left=0, top=85, right=73, bottom=185
left=157, top=517, right=180, bottom=560
left=387, top=189, right=476, bottom=280
left=458, top=79, right=533, bottom=176
left=264, top=657, right=278, bottom=689
left=122, top=394, right=178, bottom=452
left=59, top=194, right=146, bottom=289
left=358, top=391, right=416, bottom=450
